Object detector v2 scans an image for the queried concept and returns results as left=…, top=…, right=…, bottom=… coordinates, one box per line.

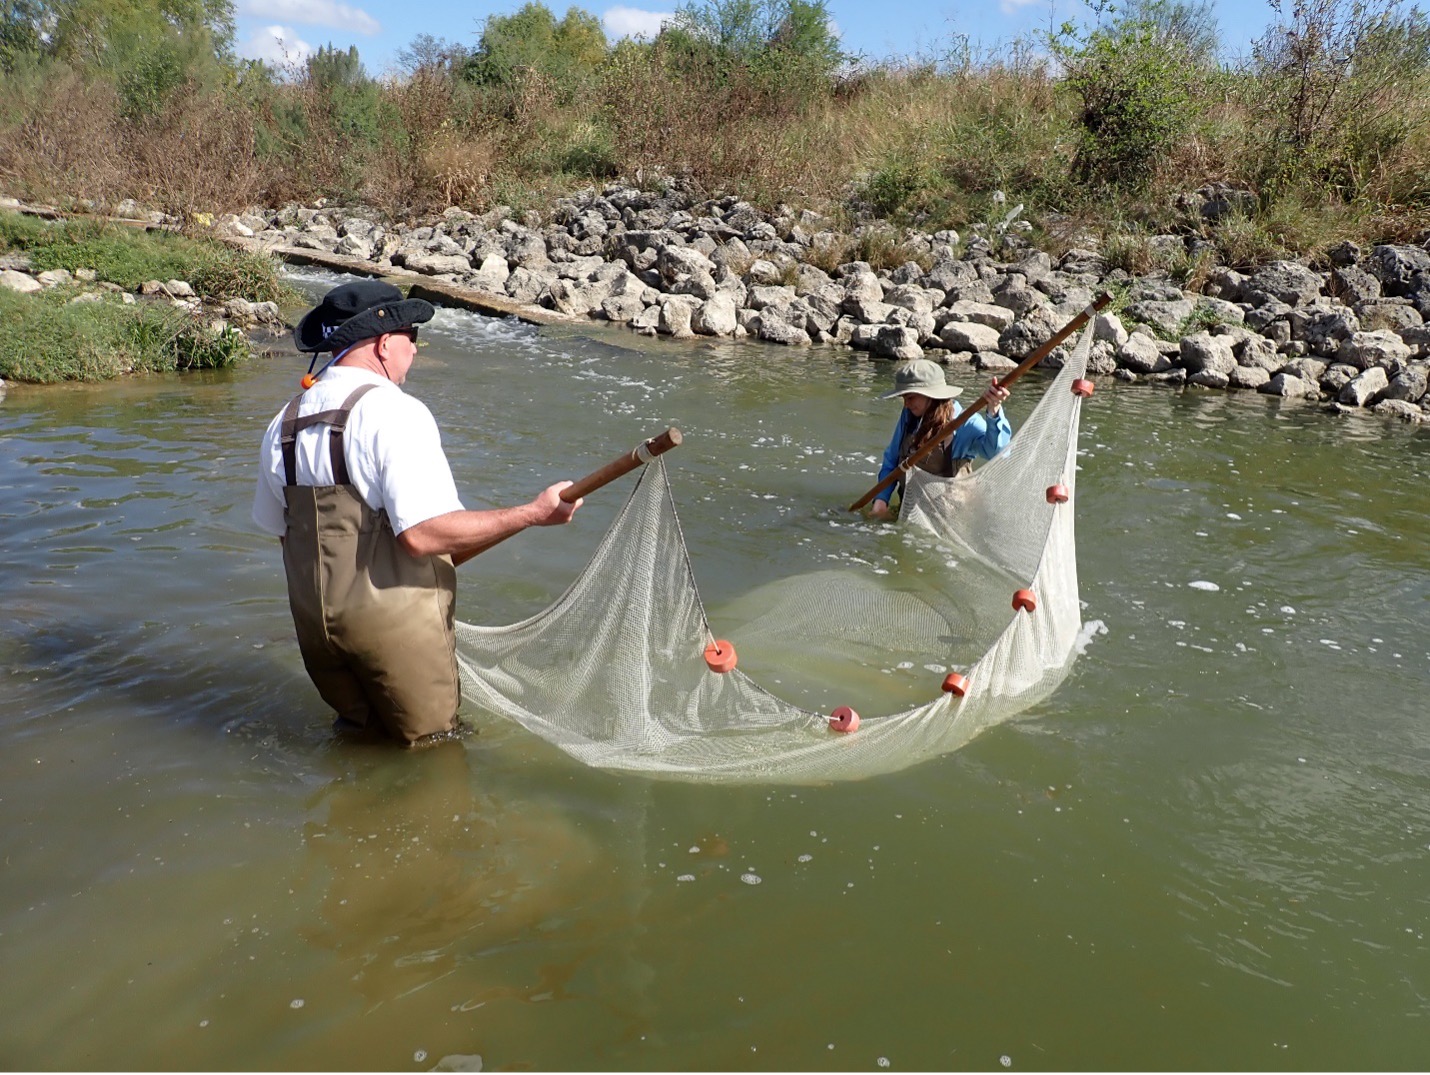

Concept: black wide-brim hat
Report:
left=294, top=280, right=436, bottom=354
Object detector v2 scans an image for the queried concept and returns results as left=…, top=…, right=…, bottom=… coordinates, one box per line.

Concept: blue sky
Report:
left=232, top=0, right=1283, bottom=73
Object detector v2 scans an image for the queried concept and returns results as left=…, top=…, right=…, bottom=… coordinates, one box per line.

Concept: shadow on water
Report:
left=1, top=605, right=327, bottom=760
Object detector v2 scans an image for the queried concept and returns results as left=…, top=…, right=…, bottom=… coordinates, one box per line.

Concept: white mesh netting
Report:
left=454, top=322, right=1095, bottom=783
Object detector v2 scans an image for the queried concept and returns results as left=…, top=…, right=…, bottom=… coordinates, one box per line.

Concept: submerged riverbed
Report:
left=2, top=269, right=1428, bottom=1070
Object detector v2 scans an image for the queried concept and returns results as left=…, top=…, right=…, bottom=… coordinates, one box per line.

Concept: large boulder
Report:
left=1180, top=332, right=1237, bottom=377
left=944, top=300, right=1014, bottom=331
left=334, top=233, right=373, bottom=260
left=1371, top=399, right=1425, bottom=422
left=0, top=268, right=41, bottom=294
left=1093, top=312, right=1129, bottom=348
left=505, top=265, right=555, bottom=305
left=657, top=295, right=701, bottom=338
left=924, top=258, right=979, bottom=293
left=1117, top=333, right=1172, bottom=374
left=1336, top=329, right=1412, bottom=371
left=1259, top=372, right=1321, bottom=399
left=692, top=293, right=739, bottom=336
left=1235, top=334, right=1283, bottom=371
left=1292, top=306, right=1359, bottom=355
left=1228, top=365, right=1272, bottom=390
left=1356, top=301, right=1422, bottom=335
left=753, top=312, right=812, bottom=346
left=404, top=251, right=471, bottom=276
left=1329, top=264, right=1381, bottom=306
left=746, top=284, right=797, bottom=310
left=939, top=320, right=1002, bottom=353
left=1123, top=297, right=1195, bottom=337
left=998, top=304, right=1063, bottom=361
left=873, top=325, right=923, bottom=360
left=470, top=253, right=510, bottom=292
left=545, top=278, right=611, bottom=317
left=884, top=283, right=936, bottom=316
left=1338, top=366, right=1390, bottom=407
left=1383, top=364, right=1430, bottom=403
left=1243, top=260, right=1323, bottom=306
left=1365, top=244, right=1430, bottom=296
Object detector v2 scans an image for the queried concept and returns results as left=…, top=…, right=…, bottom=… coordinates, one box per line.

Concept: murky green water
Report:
left=2, top=269, right=1428, bottom=1070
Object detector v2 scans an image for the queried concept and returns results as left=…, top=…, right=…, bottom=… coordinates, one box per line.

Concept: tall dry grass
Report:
left=2, top=46, right=1427, bottom=258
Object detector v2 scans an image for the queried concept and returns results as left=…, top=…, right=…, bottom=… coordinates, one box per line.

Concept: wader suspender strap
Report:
left=279, top=383, right=381, bottom=487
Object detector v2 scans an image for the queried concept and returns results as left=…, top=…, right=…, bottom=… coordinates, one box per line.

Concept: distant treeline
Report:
left=2, top=0, right=1429, bottom=263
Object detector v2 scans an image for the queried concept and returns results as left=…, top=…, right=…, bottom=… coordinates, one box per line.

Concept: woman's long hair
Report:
left=909, top=397, right=956, bottom=457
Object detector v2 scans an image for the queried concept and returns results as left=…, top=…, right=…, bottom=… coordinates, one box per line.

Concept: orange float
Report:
left=1012, top=588, right=1037, bottom=613
left=941, top=673, right=969, bottom=697
left=704, top=639, right=738, bottom=673
left=1045, top=483, right=1069, bottom=504
left=1071, top=378, right=1095, bottom=397
left=828, top=706, right=860, bottom=733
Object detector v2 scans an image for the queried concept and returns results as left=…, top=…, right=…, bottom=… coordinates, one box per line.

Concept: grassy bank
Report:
left=0, top=286, right=248, bottom=383
left=0, top=211, right=296, bottom=383
left=0, top=212, right=293, bottom=303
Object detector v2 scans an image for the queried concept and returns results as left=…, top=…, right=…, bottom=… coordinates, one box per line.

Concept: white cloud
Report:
left=240, top=23, right=314, bottom=65
left=239, top=0, right=380, bottom=35
left=602, top=5, right=672, bottom=41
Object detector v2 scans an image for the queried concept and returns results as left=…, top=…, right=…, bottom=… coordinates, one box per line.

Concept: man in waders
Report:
left=252, top=281, right=581, bottom=745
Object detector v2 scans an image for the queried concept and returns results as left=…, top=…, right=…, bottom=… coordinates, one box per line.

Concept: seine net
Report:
left=455, top=322, right=1095, bottom=783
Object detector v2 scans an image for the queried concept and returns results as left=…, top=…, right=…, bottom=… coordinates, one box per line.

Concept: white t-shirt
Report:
left=252, top=366, right=464, bottom=538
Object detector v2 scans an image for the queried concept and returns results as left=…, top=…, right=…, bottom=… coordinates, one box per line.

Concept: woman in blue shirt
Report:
left=870, top=359, right=1012, bottom=519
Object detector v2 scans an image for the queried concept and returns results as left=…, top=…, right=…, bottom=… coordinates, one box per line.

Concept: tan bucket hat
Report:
left=880, top=358, right=963, bottom=400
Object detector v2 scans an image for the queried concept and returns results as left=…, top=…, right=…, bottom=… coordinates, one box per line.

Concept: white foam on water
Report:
left=432, top=1054, right=483, bottom=1072
left=740, top=873, right=762, bottom=885
left=1188, top=580, right=1220, bottom=591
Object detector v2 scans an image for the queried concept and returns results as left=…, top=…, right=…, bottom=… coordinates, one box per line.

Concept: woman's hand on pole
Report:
left=870, top=499, right=891, bottom=519
left=981, top=379, right=1010, bottom=417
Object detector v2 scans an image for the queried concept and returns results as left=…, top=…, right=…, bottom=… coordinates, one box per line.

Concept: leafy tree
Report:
left=303, top=43, right=382, bottom=146
left=1, top=0, right=238, bottom=117
left=395, top=32, right=470, bottom=77
left=464, top=2, right=607, bottom=98
left=1115, top=0, right=1220, bottom=61
left=50, top=0, right=235, bottom=64
left=1055, top=1, right=1203, bottom=189
left=307, top=42, right=365, bottom=88
left=1251, top=0, right=1430, bottom=197
left=664, top=0, right=843, bottom=81
left=0, top=0, right=51, bottom=70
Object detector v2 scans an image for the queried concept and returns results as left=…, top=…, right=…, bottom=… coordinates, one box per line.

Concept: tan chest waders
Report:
left=898, top=420, right=975, bottom=482
left=280, top=384, right=459, bottom=744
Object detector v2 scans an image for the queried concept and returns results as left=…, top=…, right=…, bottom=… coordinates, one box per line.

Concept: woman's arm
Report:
left=872, top=409, right=913, bottom=514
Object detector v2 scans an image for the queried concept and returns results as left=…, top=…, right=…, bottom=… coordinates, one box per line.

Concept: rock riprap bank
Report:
left=217, top=183, right=1427, bottom=424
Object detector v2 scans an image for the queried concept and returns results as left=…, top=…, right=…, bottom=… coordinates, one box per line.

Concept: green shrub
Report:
left=1055, top=3, right=1204, bottom=190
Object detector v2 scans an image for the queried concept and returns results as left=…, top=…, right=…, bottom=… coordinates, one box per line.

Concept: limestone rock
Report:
left=692, top=293, right=739, bottom=336
left=939, top=320, right=1002, bottom=353
left=1337, top=366, right=1389, bottom=406
left=1337, top=329, right=1411, bottom=371
left=1259, top=373, right=1321, bottom=399
left=0, top=268, right=41, bottom=294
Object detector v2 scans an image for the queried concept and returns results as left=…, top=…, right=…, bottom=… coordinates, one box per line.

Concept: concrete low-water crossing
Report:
left=1, top=269, right=1427, bottom=1069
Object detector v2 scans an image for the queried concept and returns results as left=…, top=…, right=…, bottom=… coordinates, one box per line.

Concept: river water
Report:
left=2, top=269, right=1428, bottom=1070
